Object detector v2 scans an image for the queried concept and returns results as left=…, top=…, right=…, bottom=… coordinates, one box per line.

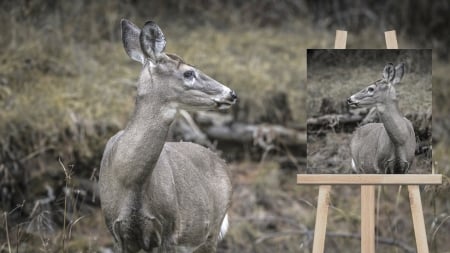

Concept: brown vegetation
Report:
left=0, top=1, right=449, bottom=252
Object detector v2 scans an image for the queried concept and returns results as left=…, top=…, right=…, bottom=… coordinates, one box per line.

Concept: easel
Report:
left=298, top=30, right=442, bottom=253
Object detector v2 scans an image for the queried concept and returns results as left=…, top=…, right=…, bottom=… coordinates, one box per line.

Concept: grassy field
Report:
left=0, top=1, right=449, bottom=252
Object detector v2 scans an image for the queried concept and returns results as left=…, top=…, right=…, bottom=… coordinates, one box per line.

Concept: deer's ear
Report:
left=382, top=63, right=395, bottom=82
left=139, top=21, right=166, bottom=63
left=121, top=19, right=145, bottom=64
left=392, top=63, right=405, bottom=84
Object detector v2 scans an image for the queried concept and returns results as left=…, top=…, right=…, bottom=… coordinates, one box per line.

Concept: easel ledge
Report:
left=297, top=174, right=442, bottom=185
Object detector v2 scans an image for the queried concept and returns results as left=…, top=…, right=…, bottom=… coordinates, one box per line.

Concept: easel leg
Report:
left=312, top=185, right=331, bottom=253
left=361, top=185, right=375, bottom=253
left=408, top=185, right=429, bottom=253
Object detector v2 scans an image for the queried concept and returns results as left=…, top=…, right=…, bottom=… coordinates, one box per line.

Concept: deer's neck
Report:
left=376, top=100, right=410, bottom=146
left=115, top=94, right=175, bottom=188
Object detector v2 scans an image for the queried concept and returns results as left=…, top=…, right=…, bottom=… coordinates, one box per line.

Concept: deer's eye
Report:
left=368, top=87, right=374, bottom=92
left=183, top=70, right=195, bottom=79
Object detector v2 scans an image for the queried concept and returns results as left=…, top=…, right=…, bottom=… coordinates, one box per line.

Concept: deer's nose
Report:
left=347, top=98, right=352, bottom=104
left=230, top=90, right=238, bottom=100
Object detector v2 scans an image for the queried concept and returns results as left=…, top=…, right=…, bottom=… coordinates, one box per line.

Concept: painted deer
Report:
left=99, top=19, right=237, bottom=253
left=347, top=63, right=416, bottom=174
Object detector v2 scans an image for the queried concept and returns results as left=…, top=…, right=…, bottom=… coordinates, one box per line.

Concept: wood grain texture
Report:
left=385, top=30, right=399, bottom=49
left=361, top=185, right=376, bottom=253
left=408, top=185, right=430, bottom=253
left=334, top=30, right=347, bottom=49
left=312, top=185, right=331, bottom=253
left=297, top=174, right=442, bottom=185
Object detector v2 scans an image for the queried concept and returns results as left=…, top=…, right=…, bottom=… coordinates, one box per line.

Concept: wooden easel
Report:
left=298, top=30, right=443, bottom=253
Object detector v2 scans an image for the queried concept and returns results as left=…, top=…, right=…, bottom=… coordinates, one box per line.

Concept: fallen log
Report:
left=205, top=123, right=306, bottom=146
left=307, top=113, right=364, bottom=127
left=307, top=108, right=431, bottom=137
left=175, top=111, right=307, bottom=147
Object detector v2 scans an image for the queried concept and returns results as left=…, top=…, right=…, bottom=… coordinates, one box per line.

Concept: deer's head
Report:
left=121, top=19, right=237, bottom=111
left=347, top=63, right=405, bottom=107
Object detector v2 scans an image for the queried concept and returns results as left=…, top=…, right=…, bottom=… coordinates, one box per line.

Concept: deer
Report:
left=98, top=19, right=237, bottom=253
left=347, top=63, right=416, bottom=174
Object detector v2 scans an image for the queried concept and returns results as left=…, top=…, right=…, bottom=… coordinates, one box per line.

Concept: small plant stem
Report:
left=4, top=212, right=12, bottom=253
left=59, top=158, right=71, bottom=253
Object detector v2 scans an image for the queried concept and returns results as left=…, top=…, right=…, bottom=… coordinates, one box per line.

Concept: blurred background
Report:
left=307, top=49, right=432, bottom=174
left=0, top=0, right=448, bottom=252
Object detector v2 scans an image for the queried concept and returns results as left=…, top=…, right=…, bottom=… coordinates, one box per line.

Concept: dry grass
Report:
left=0, top=1, right=449, bottom=252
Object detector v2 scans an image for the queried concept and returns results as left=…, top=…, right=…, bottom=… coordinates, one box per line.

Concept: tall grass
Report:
left=0, top=1, right=449, bottom=252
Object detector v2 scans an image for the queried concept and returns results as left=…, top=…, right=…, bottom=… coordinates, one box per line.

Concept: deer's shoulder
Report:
left=162, top=142, right=227, bottom=170
left=354, top=123, right=385, bottom=137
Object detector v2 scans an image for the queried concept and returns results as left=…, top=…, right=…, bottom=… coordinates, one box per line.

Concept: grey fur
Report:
left=348, top=63, right=416, bottom=174
left=99, top=19, right=237, bottom=253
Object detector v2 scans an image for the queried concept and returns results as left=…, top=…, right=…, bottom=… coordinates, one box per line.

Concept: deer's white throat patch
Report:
left=161, top=103, right=178, bottom=120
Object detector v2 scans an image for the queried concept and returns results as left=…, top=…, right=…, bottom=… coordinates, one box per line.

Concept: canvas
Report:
left=306, top=49, right=432, bottom=174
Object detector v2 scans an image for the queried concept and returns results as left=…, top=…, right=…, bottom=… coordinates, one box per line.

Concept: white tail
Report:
left=99, top=19, right=236, bottom=253
left=218, top=213, right=229, bottom=240
left=347, top=63, right=416, bottom=173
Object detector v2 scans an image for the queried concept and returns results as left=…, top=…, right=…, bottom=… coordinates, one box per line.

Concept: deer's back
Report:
left=350, top=120, right=415, bottom=173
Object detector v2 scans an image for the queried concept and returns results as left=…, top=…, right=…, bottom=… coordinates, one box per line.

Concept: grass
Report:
left=0, top=1, right=449, bottom=252
left=0, top=20, right=317, bottom=173
left=307, top=50, right=432, bottom=117
left=0, top=8, right=317, bottom=251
